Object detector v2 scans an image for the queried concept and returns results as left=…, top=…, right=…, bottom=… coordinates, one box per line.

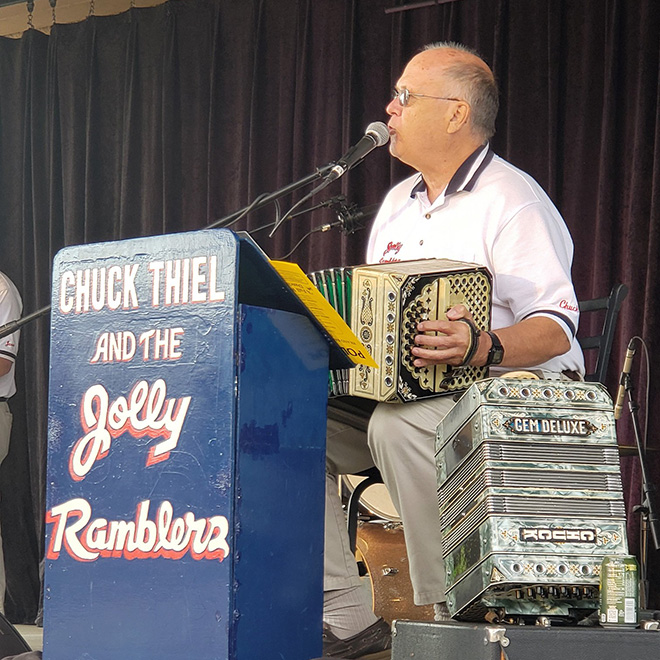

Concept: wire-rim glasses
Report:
left=392, top=88, right=463, bottom=107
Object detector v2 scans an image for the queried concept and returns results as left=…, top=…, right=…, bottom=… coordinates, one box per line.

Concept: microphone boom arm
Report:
left=208, top=163, right=335, bottom=229
left=0, top=304, right=50, bottom=340
left=7, top=122, right=389, bottom=336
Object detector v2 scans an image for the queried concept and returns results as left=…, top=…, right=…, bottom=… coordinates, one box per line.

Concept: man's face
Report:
left=385, top=50, right=463, bottom=171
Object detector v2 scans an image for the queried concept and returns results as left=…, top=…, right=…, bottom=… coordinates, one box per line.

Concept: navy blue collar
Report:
left=410, top=144, right=494, bottom=198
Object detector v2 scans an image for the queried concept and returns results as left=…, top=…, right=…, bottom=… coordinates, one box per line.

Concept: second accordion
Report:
left=309, top=258, right=492, bottom=403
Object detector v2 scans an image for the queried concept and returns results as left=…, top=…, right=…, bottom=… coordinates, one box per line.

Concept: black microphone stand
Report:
left=0, top=305, right=50, bottom=340
left=207, top=163, right=334, bottom=229
left=623, top=372, right=660, bottom=610
left=1, top=163, right=339, bottom=339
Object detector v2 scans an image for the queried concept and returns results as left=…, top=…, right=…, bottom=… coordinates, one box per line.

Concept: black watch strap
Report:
left=485, top=331, right=504, bottom=366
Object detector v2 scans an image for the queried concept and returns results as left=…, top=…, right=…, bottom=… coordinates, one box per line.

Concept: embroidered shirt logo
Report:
left=380, top=241, right=403, bottom=263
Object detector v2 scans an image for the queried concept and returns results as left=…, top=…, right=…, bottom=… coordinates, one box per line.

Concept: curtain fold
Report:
left=0, top=0, right=659, bottom=621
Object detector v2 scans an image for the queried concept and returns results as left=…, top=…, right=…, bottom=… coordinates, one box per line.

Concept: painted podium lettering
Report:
left=46, top=499, right=230, bottom=562
left=47, top=248, right=232, bottom=566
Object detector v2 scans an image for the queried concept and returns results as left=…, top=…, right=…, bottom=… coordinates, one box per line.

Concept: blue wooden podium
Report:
left=43, top=229, right=342, bottom=659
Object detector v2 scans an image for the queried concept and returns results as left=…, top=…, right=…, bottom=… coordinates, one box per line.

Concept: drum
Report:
left=355, top=521, right=434, bottom=624
left=330, top=398, right=401, bottom=523
left=342, top=474, right=401, bottom=522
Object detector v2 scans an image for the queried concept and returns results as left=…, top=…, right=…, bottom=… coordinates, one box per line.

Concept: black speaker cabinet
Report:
left=392, top=620, right=660, bottom=660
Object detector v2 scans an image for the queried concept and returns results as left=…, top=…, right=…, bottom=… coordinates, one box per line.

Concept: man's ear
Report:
left=446, top=101, right=470, bottom=134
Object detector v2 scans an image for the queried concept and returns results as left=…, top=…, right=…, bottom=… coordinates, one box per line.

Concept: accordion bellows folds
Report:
left=309, top=259, right=493, bottom=403
left=435, top=378, right=629, bottom=622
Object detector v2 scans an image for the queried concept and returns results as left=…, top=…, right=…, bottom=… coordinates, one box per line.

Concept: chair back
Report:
left=578, top=283, right=629, bottom=383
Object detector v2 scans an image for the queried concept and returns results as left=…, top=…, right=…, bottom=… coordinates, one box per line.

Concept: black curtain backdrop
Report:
left=0, top=0, right=658, bottom=623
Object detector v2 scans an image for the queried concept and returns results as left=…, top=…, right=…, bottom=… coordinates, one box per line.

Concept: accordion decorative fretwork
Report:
left=310, top=259, right=492, bottom=402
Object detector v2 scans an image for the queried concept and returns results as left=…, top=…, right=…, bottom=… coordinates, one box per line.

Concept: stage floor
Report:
left=14, top=624, right=43, bottom=652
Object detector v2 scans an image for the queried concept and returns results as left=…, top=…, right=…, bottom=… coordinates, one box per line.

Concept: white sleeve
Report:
left=489, top=201, right=579, bottom=343
left=0, top=280, right=22, bottom=361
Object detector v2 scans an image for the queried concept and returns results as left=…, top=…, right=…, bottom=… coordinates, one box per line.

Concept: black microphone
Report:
left=614, top=337, right=638, bottom=420
left=318, top=195, right=347, bottom=208
left=325, top=122, right=390, bottom=183
left=317, top=202, right=365, bottom=234
left=317, top=198, right=380, bottom=234
left=335, top=202, right=380, bottom=233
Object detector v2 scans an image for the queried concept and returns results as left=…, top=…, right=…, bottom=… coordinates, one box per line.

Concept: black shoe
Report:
left=577, top=610, right=600, bottom=627
left=322, top=617, right=392, bottom=659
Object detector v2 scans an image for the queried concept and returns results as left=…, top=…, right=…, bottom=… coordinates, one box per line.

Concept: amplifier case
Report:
left=435, top=378, right=629, bottom=620
left=391, top=620, right=660, bottom=660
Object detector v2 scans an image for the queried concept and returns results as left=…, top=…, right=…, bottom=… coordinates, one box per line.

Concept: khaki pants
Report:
left=324, top=396, right=454, bottom=606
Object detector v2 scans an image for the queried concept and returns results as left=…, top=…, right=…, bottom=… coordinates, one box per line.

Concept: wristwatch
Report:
left=485, top=331, right=504, bottom=366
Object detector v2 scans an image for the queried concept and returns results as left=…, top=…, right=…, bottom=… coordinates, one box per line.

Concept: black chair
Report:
left=338, top=282, right=629, bottom=554
left=326, top=398, right=381, bottom=555
left=578, top=283, right=629, bottom=383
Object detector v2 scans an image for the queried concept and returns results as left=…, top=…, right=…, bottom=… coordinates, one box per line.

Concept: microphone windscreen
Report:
left=365, top=121, right=390, bottom=147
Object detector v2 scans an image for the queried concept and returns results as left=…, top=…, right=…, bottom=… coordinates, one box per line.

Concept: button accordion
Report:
left=436, top=377, right=629, bottom=622
left=309, top=259, right=492, bottom=402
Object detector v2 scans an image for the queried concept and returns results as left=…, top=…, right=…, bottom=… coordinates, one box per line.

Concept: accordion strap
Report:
left=456, top=318, right=481, bottom=367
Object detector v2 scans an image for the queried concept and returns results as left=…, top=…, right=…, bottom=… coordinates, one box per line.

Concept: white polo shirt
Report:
left=0, top=272, right=22, bottom=399
left=366, top=145, right=584, bottom=375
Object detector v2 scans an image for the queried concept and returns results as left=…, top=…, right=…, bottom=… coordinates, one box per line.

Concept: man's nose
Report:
left=386, top=98, right=400, bottom=116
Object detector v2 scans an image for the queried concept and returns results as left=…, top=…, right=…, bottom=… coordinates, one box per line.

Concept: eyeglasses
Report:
left=391, top=88, right=463, bottom=107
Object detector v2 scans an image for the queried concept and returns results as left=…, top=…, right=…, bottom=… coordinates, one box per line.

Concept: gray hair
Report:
left=422, top=42, right=499, bottom=140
